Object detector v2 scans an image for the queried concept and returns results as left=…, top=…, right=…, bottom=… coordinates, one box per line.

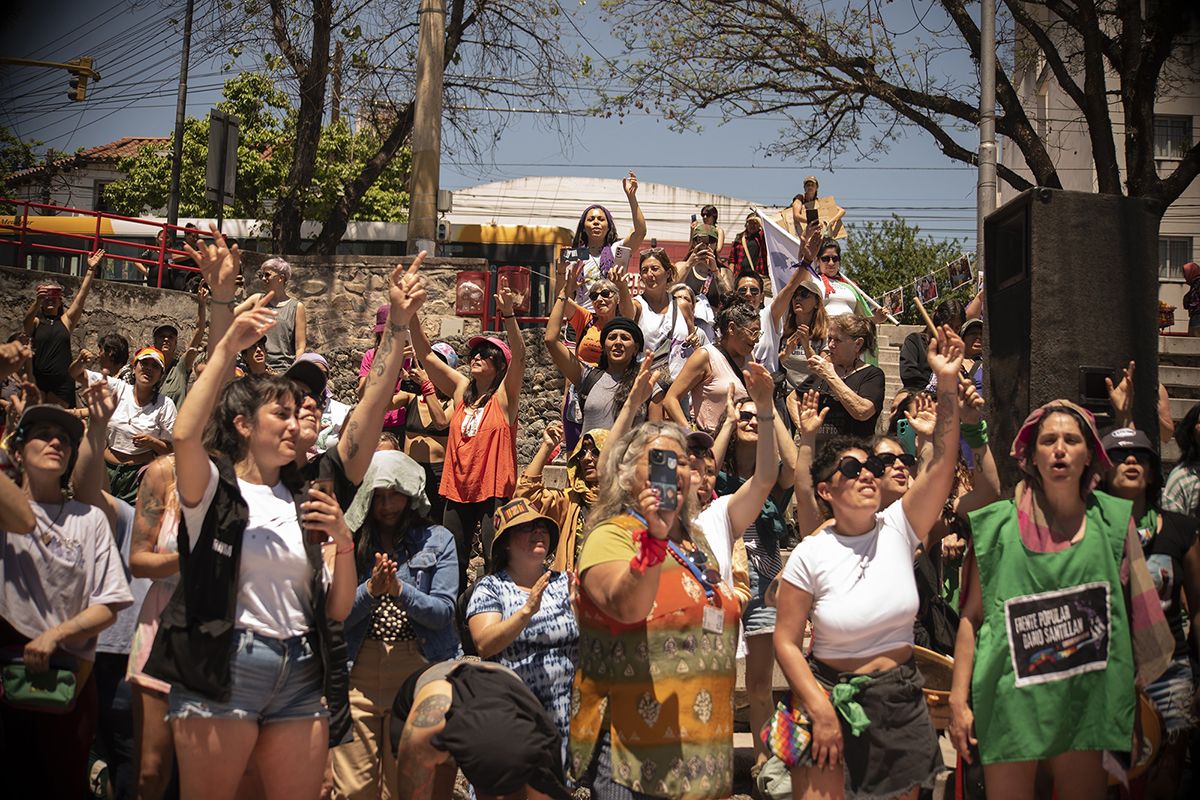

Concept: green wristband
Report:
left=961, top=419, right=988, bottom=449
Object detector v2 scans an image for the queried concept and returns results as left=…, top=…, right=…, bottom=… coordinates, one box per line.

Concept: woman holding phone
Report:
left=571, top=422, right=741, bottom=800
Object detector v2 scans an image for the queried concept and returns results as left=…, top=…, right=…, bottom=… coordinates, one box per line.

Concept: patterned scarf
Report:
left=1010, top=399, right=1173, bottom=687
left=566, top=429, right=608, bottom=507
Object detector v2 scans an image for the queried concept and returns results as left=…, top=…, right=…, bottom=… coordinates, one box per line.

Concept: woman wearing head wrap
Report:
left=546, top=312, right=647, bottom=436
left=334, top=450, right=459, bottom=799
left=570, top=171, right=646, bottom=309
left=950, top=401, right=1175, bottom=798
left=465, top=499, right=579, bottom=769
left=515, top=421, right=607, bottom=573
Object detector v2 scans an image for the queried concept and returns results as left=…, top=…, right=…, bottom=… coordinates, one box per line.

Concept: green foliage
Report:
left=0, top=127, right=40, bottom=183
left=103, top=73, right=410, bottom=228
left=842, top=215, right=973, bottom=325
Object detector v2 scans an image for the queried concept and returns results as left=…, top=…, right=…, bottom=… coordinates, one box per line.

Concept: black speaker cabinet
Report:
left=984, top=188, right=1160, bottom=491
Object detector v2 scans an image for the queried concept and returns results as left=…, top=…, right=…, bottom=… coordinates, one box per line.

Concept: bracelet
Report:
left=629, top=528, right=668, bottom=574
left=555, top=294, right=568, bottom=302
left=502, top=313, right=516, bottom=319
left=208, top=297, right=237, bottom=307
left=420, top=380, right=436, bottom=396
left=758, top=414, right=776, bottom=422
left=961, top=419, right=989, bottom=449
left=335, top=544, right=355, bottom=555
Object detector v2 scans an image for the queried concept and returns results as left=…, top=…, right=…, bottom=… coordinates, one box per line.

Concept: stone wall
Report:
left=0, top=255, right=565, bottom=466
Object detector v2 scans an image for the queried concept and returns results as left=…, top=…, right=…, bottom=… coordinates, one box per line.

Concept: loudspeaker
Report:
left=984, top=188, right=1160, bottom=490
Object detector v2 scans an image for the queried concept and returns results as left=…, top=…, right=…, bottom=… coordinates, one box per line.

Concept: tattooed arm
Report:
left=395, top=679, right=455, bottom=800
left=337, top=255, right=428, bottom=485
left=902, top=326, right=964, bottom=548
left=129, top=458, right=180, bottom=580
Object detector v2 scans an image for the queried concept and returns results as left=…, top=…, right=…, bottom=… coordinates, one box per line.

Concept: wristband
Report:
left=555, top=294, right=568, bottom=302
left=502, top=313, right=516, bottom=319
left=629, top=528, right=668, bottom=574
left=208, top=297, right=237, bottom=307
left=336, top=544, right=355, bottom=555
left=961, top=419, right=988, bottom=449
left=420, top=380, right=436, bottom=396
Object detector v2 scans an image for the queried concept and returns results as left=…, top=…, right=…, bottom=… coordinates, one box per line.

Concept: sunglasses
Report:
left=738, top=410, right=756, bottom=422
left=1106, top=449, right=1154, bottom=466
left=736, top=286, right=762, bottom=296
left=819, top=255, right=841, bottom=263
left=589, top=288, right=615, bottom=300
left=821, top=456, right=885, bottom=483
left=877, top=452, right=917, bottom=470
left=797, top=287, right=816, bottom=299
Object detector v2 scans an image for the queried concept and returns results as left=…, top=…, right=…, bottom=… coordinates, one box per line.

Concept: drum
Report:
left=914, top=645, right=954, bottom=731
left=1108, top=689, right=1163, bottom=784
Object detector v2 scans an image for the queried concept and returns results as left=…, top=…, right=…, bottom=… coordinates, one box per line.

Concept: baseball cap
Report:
left=14, top=405, right=85, bottom=451
left=467, top=335, right=512, bottom=365
left=373, top=305, right=389, bottom=334
left=686, top=430, right=715, bottom=452
left=133, top=347, right=166, bottom=368
left=285, top=359, right=328, bottom=399
left=961, top=318, right=984, bottom=337
left=1100, top=427, right=1156, bottom=460
left=430, top=341, right=459, bottom=369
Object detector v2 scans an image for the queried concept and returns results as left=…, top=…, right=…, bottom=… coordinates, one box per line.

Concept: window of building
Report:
left=94, top=180, right=115, bottom=213
left=1154, top=115, right=1193, bottom=160
left=1035, top=83, right=1050, bottom=138
left=1160, top=236, right=1194, bottom=279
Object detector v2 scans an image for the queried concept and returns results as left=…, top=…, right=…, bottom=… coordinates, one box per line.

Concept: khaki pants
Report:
left=332, top=639, right=426, bottom=800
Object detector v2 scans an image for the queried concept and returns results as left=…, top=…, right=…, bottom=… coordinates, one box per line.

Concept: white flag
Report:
left=755, top=208, right=811, bottom=296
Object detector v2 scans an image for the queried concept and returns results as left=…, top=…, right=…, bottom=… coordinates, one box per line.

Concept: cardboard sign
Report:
left=1004, top=581, right=1111, bottom=688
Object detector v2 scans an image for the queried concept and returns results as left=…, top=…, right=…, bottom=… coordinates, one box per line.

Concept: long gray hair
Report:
left=587, top=421, right=700, bottom=540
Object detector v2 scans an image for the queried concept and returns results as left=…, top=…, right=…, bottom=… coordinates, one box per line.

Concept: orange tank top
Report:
left=440, top=393, right=517, bottom=503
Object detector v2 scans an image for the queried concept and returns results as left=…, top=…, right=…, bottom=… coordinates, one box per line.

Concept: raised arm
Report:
left=294, top=301, right=308, bottom=356
left=495, top=278, right=526, bottom=425
left=724, top=365, right=780, bottom=534
left=791, top=390, right=829, bottom=539
left=63, top=249, right=103, bottom=331
left=901, top=326, right=964, bottom=546
left=183, top=285, right=208, bottom=373
left=954, top=378, right=1001, bottom=516
left=409, top=313, right=467, bottom=401
left=175, top=295, right=278, bottom=506
left=0, top=470, right=33, bottom=535
left=622, top=171, right=646, bottom=250
left=769, top=250, right=811, bottom=330
left=72, top=375, right=119, bottom=530
left=409, top=363, right=450, bottom=427
left=129, top=458, right=180, bottom=580
left=338, top=255, right=428, bottom=484
left=523, top=422, right=563, bottom=482
left=544, top=271, right=585, bottom=387
left=23, top=294, right=39, bottom=336
left=710, top=386, right=737, bottom=472
left=609, top=354, right=659, bottom=444
left=182, top=224, right=242, bottom=356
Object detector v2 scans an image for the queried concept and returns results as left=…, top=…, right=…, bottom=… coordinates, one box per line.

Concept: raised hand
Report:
left=565, top=261, right=583, bottom=299
left=224, top=292, right=278, bottom=352
left=1105, top=360, right=1134, bottom=420
left=958, top=376, right=985, bottom=426
left=743, top=362, right=775, bottom=407
left=806, top=351, right=836, bottom=383
left=80, top=373, right=117, bottom=428
left=496, top=276, right=518, bottom=317
left=635, top=485, right=670, bottom=539
left=927, top=324, right=965, bottom=381
left=302, top=485, right=353, bottom=553
left=183, top=223, right=240, bottom=298
left=0, top=340, right=32, bottom=381
left=389, top=251, right=427, bottom=325
left=905, top=392, right=937, bottom=440
left=622, top=170, right=638, bottom=199
left=724, top=383, right=738, bottom=426
left=523, top=571, right=552, bottom=617
left=86, top=248, right=106, bottom=274
left=797, top=389, right=830, bottom=438
left=629, top=352, right=661, bottom=408
left=542, top=420, right=564, bottom=451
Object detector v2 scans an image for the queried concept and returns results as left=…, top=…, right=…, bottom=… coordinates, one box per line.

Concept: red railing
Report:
left=0, top=197, right=202, bottom=288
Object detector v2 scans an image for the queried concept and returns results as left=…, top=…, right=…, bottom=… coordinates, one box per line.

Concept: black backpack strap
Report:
left=575, top=365, right=605, bottom=421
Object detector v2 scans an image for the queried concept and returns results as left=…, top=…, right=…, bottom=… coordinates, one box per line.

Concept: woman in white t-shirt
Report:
left=632, top=248, right=693, bottom=397
left=569, top=171, right=646, bottom=308
left=774, top=325, right=965, bottom=800
left=162, top=297, right=359, bottom=799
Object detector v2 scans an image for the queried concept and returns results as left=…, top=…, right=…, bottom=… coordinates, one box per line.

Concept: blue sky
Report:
left=1, top=0, right=986, bottom=244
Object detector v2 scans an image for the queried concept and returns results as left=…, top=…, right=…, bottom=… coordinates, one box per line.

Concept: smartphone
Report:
left=648, top=448, right=679, bottom=512
left=613, top=245, right=631, bottom=267
left=560, top=246, right=588, bottom=262
left=305, top=478, right=336, bottom=543
left=403, top=356, right=414, bottom=371
left=896, top=419, right=916, bottom=457
left=691, top=213, right=697, bottom=223
left=806, top=206, right=820, bottom=224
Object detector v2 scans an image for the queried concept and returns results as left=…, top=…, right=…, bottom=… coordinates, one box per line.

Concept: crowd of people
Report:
left=0, top=175, right=1198, bottom=800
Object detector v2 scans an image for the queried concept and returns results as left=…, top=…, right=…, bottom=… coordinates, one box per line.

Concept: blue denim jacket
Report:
left=345, top=522, right=460, bottom=665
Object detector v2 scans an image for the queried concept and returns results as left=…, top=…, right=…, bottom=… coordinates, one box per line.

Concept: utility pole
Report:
left=407, top=0, right=444, bottom=255
left=977, top=0, right=997, bottom=272
left=331, top=40, right=343, bottom=125
left=166, top=0, right=195, bottom=231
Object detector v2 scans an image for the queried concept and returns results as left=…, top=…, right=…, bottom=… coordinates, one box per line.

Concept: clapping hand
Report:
left=806, top=351, right=836, bottom=383
left=743, top=362, right=775, bottom=408
left=368, top=553, right=400, bottom=598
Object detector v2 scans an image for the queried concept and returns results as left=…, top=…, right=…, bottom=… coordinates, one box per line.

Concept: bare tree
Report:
left=598, top=0, right=1198, bottom=214
left=198, top=0, right=575, bottom=253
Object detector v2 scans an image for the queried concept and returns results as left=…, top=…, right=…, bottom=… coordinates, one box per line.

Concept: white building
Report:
left=4, top=136, right=169, bottom=214
left=999, top=16, right=1199, bottom=332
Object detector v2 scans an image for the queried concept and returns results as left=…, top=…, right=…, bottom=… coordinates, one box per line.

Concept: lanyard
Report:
left=667, top=540, right=715, bottom=599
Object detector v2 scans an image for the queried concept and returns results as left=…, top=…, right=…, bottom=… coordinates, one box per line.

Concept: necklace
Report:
left=35, top=498, right=68, bottom=546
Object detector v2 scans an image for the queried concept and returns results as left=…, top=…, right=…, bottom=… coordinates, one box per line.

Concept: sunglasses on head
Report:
left=877, top=452, right=917, bottom=469
left=822, top=455, right=885, bottom=483
left=589, top=288, right=615, bottom=300
left=819, top=254, right=840, bottom=263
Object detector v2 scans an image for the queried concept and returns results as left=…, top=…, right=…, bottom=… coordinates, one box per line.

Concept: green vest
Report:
left=967, top=491, right=1134, bottom=764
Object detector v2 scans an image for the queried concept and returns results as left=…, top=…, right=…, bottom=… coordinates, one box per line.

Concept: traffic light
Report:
left=436, top=219, right=451, bottom=242
left=67, top=57, right=93, bottom=102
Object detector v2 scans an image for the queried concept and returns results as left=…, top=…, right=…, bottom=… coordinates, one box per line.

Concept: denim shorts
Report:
left=168, top=628, right=328, bottom=724
left=1145, top=656, right=1197, bottom=737
left=741, top=558, right=777, bottom=635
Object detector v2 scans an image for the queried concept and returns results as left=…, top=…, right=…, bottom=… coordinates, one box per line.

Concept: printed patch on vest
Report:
left=1003, top=581, right=1110, bottom=688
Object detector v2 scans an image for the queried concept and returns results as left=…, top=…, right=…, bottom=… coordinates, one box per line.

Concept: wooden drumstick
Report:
left=913, top=294, right=938, bottom=337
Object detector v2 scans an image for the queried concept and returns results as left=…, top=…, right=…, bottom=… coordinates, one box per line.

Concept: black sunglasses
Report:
left=736, top=286, right=762, bottom=296
left=819, top=254, right=841, bottom=263
left=797, top=287, right=816, bottom=299
left=877, top=452, right=917, bottom=470
left=822, top=456, right=885, bottom=483
left=1106, top=449, right=1154, bottom=465
left=589, top=288, right=615, bottom=300
left=738, top=410, right=756, bottom=422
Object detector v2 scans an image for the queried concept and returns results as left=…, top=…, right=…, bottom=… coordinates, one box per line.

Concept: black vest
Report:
left=144, top=455, right=350, bottom=743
